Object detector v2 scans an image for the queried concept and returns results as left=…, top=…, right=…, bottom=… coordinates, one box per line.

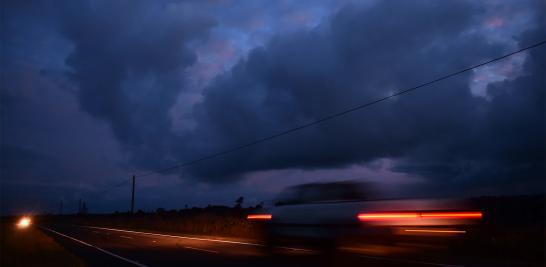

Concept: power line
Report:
left=136, top=40, right=546, bottom=178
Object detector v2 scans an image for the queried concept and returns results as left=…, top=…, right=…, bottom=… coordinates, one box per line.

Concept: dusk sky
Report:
left=2, top=0, right=545, bottom=215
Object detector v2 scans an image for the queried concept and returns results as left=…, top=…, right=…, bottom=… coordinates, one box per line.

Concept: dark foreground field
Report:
left=0, top=218, right=86, bottom=267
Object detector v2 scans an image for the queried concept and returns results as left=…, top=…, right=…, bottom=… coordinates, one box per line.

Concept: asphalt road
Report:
left=40, top=225, right=535, bottom=267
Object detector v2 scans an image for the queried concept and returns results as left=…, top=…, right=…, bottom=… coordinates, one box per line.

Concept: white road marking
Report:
left=41, top=226, right=148, bottom=267
left=120, top=235, right=134, bottom=239
left=183, top=246, right=219, bottom=254
left=82, top=226, right=321, bottom=253
left=359, top=255, right=465, bottom=267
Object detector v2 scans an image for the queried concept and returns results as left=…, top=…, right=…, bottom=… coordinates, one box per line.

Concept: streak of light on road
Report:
left=41, top=226, right=149, bottom=267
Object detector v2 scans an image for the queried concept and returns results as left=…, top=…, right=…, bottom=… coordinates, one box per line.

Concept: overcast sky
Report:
left=1, top=0, right=545, bottom=215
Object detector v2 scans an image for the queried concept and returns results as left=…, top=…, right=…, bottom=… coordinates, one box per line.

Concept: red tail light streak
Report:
left=403, top=229, right=466, bottom=234
left=358, top=211, right=482, bottom=221
left=247, top=214, right=272, bottom=220
left=420, top=212, right=482, bottom=219
left=358, top=213, right=420, bottom=220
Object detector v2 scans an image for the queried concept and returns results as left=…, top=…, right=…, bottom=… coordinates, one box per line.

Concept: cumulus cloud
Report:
left=170, top=0, right=545, bottom=194
left=392, top=3, right=546, bottom=195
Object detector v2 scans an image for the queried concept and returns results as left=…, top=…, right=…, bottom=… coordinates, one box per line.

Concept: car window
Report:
left=274, top=181, right=369, bottom=206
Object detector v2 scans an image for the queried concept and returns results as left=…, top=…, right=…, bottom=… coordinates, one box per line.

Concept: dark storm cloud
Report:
left=58, top=1, right=216, bottom=169
left=175, top=0, right=545, bottom=192
left=183, top=0, right=490, bottom=175
left=394, top=15, right=546, bottom=195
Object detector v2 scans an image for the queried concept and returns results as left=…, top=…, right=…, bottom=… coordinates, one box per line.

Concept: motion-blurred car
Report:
left=248, top=181, right=482, bottom=251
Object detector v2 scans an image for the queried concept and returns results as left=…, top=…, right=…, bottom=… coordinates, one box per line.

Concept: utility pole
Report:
left=131, top=175, right=135, bottom=214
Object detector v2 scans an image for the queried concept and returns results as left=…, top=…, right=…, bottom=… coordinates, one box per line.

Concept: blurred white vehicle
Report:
left=248, top=181, right=482, bottom=250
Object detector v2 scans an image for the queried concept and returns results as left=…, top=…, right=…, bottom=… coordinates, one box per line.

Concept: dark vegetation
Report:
left=41, top=203, right=265, bottom=240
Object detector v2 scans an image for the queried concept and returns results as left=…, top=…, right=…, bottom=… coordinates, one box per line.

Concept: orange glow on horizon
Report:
left=247, top=214, right=272, bottom=220
left=17, top=217, right=32, bottom=229
left=358, top=211, right=482, bottom=221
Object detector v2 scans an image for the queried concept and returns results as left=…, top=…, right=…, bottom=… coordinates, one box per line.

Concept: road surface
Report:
left=40, top=225, right=535, bottom=267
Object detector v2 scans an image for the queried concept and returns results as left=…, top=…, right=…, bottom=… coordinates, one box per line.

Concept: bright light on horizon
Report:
left=17, top=217, right=32, bottom=229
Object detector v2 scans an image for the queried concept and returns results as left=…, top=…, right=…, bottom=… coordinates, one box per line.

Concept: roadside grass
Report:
left=47, top=211, right=264, bottom=241
left=0, top=217, right=86, bottom=267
